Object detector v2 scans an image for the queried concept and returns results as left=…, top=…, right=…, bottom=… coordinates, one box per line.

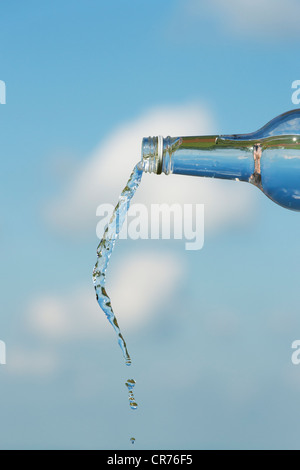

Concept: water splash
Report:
left=93, top=163, right=143, bottom=365
left=125, top=378, right=138, bottom=410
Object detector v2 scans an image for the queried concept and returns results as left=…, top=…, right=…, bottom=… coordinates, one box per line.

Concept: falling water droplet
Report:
left=125, top=378, right=138, bottom=410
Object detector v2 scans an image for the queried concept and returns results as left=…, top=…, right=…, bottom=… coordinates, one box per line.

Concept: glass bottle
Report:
left=141, top=109, right=300, bottom=211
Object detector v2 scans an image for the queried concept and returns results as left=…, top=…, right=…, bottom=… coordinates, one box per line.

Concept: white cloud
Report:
left=176, top=0, right=300, bottom=39
left=8, top=348, right=58, bottom=377
left=28, top=289, right=100, bottom=340
left=28, top=251, right=182, bottom=340
left=45, top=102, right=256, bottom=237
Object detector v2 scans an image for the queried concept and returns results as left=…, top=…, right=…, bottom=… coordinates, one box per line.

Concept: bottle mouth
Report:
left=141, top=136, right=163, bottom=174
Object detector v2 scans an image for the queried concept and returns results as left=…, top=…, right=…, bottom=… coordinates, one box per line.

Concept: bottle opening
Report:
left=141, top=136, right=163, bottom=174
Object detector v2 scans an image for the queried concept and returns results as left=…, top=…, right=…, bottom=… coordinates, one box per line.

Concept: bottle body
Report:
left=141, top=109, right=300, bottom=211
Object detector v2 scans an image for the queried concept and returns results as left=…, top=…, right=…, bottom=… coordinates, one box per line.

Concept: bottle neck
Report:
left=141, top=135, right=256, bottom=183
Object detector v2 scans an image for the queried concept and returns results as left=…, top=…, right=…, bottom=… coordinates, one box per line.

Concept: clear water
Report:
left=93, top=163, right=143, bottom=446
left=93, top=163, right=143, bottom=365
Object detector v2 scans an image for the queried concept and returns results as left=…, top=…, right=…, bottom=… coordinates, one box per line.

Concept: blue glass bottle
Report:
left=141, top=109, right=300, bottom=211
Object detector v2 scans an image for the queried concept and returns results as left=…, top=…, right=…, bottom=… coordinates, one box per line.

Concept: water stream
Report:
left=93, top=162, right=143, bottom=443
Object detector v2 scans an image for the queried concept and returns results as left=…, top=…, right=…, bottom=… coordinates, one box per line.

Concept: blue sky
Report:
left=1, top=0, right=300, bottom=450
